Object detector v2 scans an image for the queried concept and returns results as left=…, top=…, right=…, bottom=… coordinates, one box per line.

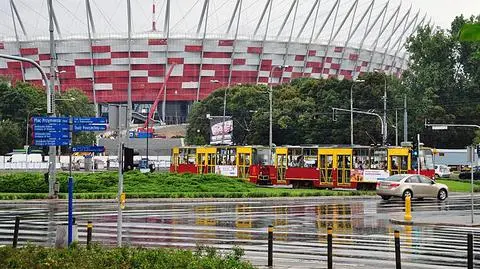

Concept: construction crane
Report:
left=141, top=63, right=176, bottom=132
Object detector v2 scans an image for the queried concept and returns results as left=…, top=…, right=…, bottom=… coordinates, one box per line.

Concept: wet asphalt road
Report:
left=0, top=195, right=479, bottom=268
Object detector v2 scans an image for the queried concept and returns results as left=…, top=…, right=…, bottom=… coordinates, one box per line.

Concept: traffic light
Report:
left=412, top=140, right=419, bottom=157
left=123, top=147, right=134, bottom=172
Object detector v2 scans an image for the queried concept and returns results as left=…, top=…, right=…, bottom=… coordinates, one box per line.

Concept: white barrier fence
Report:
left=0, top=155, right=171, bottom=171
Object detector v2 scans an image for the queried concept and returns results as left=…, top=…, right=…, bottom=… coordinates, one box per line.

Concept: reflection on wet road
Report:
left=0, top=195, right=479, bottom=268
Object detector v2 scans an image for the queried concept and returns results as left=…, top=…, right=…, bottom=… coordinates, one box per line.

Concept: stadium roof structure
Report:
left=0, top=0, right=430, bottom=120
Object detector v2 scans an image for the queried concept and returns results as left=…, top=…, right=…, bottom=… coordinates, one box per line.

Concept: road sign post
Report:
left=108, top=104, right=128, bottom=247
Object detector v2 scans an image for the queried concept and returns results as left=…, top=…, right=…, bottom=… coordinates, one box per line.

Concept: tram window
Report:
left=254, top=149, right=269, bottom=165
left=353, top=149, right=369, bottom=170
left=303, top=148, right=318, bottom=168
left=216, top=148, right=237, bottom=165
left=371, top=148, right=387, bottom=170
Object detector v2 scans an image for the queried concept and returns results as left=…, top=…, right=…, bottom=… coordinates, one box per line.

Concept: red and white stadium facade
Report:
left=0, top=0, right=427, bottom=123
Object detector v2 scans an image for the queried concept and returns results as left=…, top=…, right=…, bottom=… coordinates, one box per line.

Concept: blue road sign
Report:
left=71, top=146, right=105, bottom=153
left=73, top=117, right=107, bottom=124
left=33, top=132, right=70, bottom=139
left=34, top=138, right=70, bottom=146
left=33, top=117, right=69, bottom=125
left=73, top=125, right=107, bottom=132
left=33, top=124, right=70, bottom=132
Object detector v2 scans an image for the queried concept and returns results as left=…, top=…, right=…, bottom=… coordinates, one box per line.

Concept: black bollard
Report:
left=395, top=230, right=401, bottom=269
left=12, top=216, right=20, bottom=248
left=327, top=226, right=333, bottom=269
left=87, top=221, right=93, bottom=248
left=468, top=233, right=473, bottom=269
left=268, top=225, right=273, bottom=267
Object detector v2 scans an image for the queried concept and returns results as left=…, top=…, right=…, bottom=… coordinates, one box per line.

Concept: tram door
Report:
left=196, top=148, right=207, bottom=174
left=387, top=148, right=410, bottom=175
left=206, top=148, right=216, bottom=173
left=335, top=149, right=353, bottom=186
left=171, top=147, right=180, bottom=172
left=276, top=148, right=287, bottom=183
left=237, top=147, right=252, bottom=178
left=319, top=149, right=334, bottom=184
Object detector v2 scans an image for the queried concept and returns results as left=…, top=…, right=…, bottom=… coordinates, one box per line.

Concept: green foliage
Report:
left=186, top=76, right=402, bottom=146
left=0, top=120, right=23, bottom=155
left=0, top=81, right=95, bottom=152
left=0, top=171, right=374, bottom=199
left=0, top=244, right=255, bottom=269
left=404, top=15, right=480, bottom=147
left=459, top=23, right=480, bottom=41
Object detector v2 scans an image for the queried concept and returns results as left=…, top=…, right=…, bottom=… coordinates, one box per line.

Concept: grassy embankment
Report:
left=0, top=244, right=255, bottom=269
left=0, top=171, right=374, bottom=199
left=436, top=179, right=480, bottom=192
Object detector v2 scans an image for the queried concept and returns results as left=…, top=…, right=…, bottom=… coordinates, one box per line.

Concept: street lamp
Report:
left=350, top=79, right=365, bottom=146
left=267, top=65, right=289, bottom=165
left=374, top=69, right=388, bottom=146
left=55, top=69, right=66, bottom=93
left=210, top=79, right=228, bottom=145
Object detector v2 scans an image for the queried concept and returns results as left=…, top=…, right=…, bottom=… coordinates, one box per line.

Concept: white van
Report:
left=435, top=164, right=451, bottom=178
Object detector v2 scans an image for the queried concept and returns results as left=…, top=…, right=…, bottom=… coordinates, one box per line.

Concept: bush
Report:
left=0, top=171, right=376, bottom=199
left=0, top=244, right=255, bottom=269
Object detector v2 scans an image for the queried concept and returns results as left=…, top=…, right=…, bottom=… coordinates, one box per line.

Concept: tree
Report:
left=0, top=120, right=22, bottom=155
left=404, top=15, right=480, bottom=148
left=55, top=89, right=96, bottom=148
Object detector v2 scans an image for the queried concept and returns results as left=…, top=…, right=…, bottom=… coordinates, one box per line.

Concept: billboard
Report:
left=210, top=117, right=233, bottom=145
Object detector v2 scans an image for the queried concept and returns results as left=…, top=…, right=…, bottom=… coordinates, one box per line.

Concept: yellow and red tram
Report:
left=170, top=144, right=435, bottom=190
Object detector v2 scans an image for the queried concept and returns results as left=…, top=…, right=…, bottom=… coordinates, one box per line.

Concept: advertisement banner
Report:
left=210, top=117, right=233, bottom=145
left=351, top=169, right=390, bottom=182
left=362, top=169, right=390, bottom=182
left=215, top=165, right=238, bottom=177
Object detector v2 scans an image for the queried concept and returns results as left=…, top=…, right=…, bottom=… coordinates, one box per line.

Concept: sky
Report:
left=403, top=0, right=480, bottom=29
left=0, top=0, right=479, bottom=46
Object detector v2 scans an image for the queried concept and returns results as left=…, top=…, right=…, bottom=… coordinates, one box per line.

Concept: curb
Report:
left=389, top=218, right=480, bottom=227
left=0, top=195, right=378, bottom=204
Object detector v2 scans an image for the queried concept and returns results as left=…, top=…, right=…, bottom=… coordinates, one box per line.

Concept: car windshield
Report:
left=383, top=174, right=406, bottom=182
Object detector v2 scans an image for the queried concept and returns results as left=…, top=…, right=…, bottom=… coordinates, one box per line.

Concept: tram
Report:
left=170, top=144, right=435, bottom=190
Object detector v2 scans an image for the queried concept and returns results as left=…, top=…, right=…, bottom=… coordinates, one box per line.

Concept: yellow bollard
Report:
left=120, top=192, right=126, bottom=210
left=404, top=196, right=412, bottom=221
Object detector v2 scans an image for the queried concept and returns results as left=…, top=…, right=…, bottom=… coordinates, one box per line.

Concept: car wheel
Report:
left=381, top=195, right=391, bottom=200
left=435, top=174, right=440, bottom=179
left=438, top=189, right=448, bottom=201
left=402, top=190, right=413, bottom=200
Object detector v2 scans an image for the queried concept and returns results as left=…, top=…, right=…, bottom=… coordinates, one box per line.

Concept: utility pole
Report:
left=350, top=80, right=365, bottom=146
left=417, top=133, right=420, bottom=175
left=403, top=94, right=407, bottom=142
left=48, top=0, right=57, bottom=198
left=395, top=109, right=398, bottom=146
left=383, top=75, right=387, bottom=146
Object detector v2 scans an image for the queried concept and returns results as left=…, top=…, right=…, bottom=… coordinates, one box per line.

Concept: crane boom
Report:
left=144, top=64, right=176, bottom=129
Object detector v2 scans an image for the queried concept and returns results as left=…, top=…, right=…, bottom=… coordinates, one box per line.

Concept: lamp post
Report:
left=55, top=69, right=66, bottom=94
left=0, top=53, right=55, bottom=197
left=375, top=69, right=388, bottom=145
left=350, top=79, right=365, bottom=146
left=267, top=65, right=289, bottom=165
left=425, top=122, right=479, bottom=224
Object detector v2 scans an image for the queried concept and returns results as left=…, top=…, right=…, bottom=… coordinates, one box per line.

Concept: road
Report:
left=0, top=195, right=479, bottom=268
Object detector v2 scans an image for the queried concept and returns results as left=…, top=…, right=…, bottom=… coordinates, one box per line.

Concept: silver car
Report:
left=376, top=174, right=448, bottom=201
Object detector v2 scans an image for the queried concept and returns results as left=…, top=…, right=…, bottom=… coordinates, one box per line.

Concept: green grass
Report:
left=0, top=244, right=255, bottom=269
left=0, top=171, right=374, bottom=199
left=436, top=179, right=480, bottom=192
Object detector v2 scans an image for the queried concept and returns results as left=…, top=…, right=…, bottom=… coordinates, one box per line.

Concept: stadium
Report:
left=0, top=0, right=426, bottom=124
